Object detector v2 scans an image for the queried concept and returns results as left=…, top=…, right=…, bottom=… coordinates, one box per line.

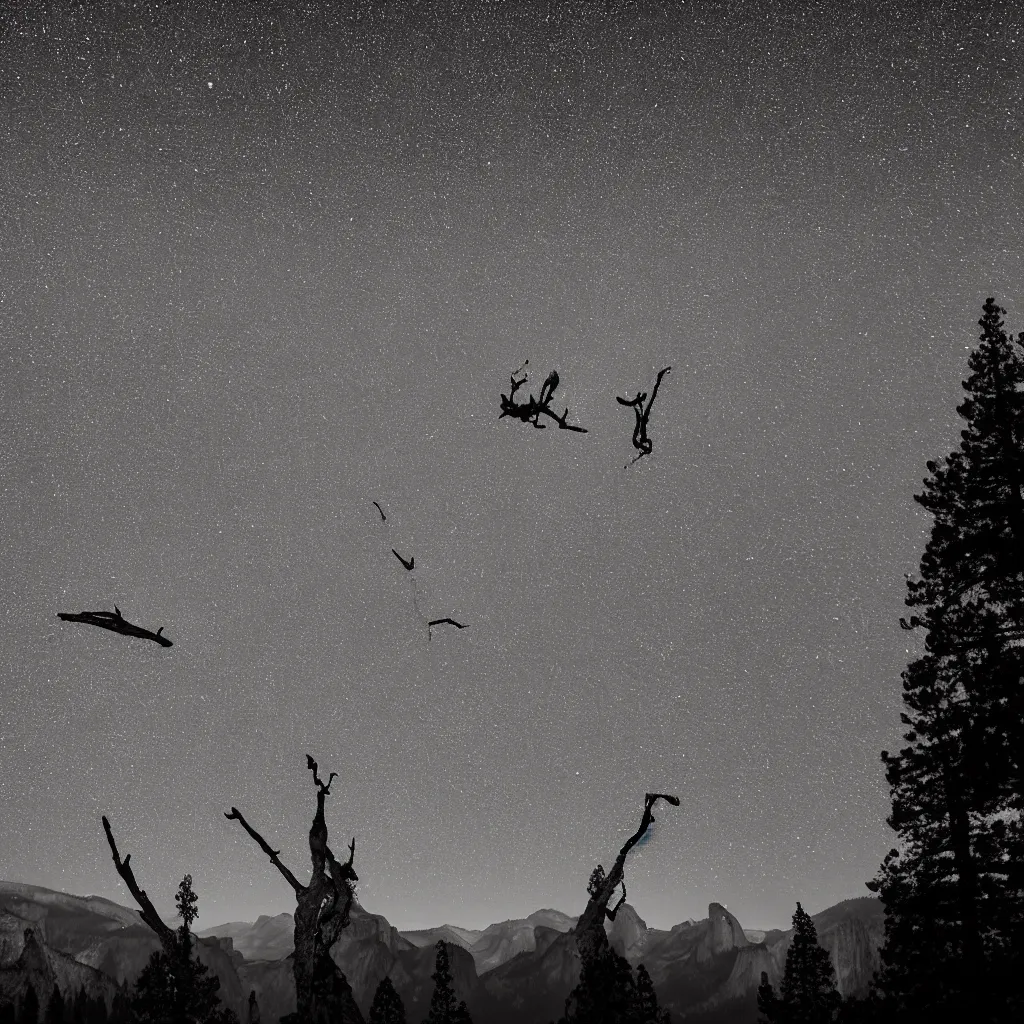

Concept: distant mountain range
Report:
left=0, top=881, right=884, bottom=1024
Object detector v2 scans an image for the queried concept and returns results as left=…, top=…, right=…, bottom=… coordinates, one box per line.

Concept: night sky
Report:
left=2, top=0, right=1023, bottom=934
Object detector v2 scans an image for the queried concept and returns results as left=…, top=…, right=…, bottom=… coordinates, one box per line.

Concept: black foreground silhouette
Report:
left=499, top=361, right=587, bottom=432
left=617, top=366, right=671, bottom=465
left=226, top=755, right=363, bottom=1024
left=101, top=815, right=191, bottom=955
left=574, top=792, right=681, bottom=961
left=57, top=607, right=172, bottom=647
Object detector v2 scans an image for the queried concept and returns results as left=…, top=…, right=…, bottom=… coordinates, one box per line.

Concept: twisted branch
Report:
left=617, top=366, right=671, bottom=465
left=499, top=366, right=588, bottom=433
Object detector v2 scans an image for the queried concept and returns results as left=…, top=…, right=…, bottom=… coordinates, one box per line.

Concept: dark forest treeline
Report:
left=0, top=984, right=131, bottom=1024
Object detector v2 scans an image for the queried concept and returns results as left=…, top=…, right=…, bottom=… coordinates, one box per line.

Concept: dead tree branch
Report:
left=499, top=364, right=588, bottom=433
left=101, top=815, right=178, bottom=953
left=223, top=808, right=304, bottom=895
left=59, top=609, right=172, bottom=647
left=573, top=792, right=680, bottom=960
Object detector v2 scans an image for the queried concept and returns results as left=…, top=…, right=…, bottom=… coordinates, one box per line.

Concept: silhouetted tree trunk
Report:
left=573, top=793, right=679, bottom=963
left=100, top=817, right=181, bottom=958
left=101, top=830, right=236, bottom=1024
left=226, top=756, right=363, bottom=1024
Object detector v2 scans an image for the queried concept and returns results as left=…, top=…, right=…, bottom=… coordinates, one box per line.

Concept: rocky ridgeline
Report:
left=0, top=882, right=884, bottom=1024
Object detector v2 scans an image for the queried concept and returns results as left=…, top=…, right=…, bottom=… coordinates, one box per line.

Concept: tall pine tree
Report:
left=423, top=943, right=469, bottom=1024
left=43, top=987, right=63, bottom=1024
left=368, top=977, right=405, bottom=1024
left=128, top=876, right=237, bottom=1024
left=756, top=903, right=839, bottom=1024
left=19, top=985, right=39, bottom=1024
left=634, top=965, right=670, bottom=1024
left=868, top=298, right=1024, bottom=1021
left=560, top=943, right=639, bottom=1024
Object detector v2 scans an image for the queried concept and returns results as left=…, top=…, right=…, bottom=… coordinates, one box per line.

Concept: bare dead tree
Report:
left=616, top=366, right=671, bottom=466
left=225, top=756, right=364, bottom=1024
left=573, top=792, right=680, bottom=962
left=499, top=363, right=588, bottom=433
left=101, top=816, right=181, bottom=956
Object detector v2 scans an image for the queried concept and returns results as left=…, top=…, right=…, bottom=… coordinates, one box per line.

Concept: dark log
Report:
left=58, top=609, right=172, bottom=647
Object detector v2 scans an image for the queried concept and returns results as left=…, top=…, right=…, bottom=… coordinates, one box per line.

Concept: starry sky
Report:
left=2, top=0, right=1023, bottom=934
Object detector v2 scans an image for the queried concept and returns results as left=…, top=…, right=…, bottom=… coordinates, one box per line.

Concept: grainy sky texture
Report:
left=2, top=0, right=1023, bottom=933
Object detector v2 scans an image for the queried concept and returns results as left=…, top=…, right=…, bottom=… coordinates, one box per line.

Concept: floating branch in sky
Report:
left=226, top=755, right=362, bottom=1024
left=573, top=792, right=680, bottom=963
left=57, top=607, right=173, bottom=647
left=499, top=362, right=588, bottom=433
left=392, top=548, right=415, bottom=571
left=374, top=503, right=467, bottom=643
left=427, top=617, right=468, bottom=638
left=616, top=366, right=671, bottom=466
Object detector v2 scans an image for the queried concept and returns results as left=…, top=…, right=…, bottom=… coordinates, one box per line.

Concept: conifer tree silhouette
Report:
left=68, top=991, right=86, bottom=1024
left=109, top=991, right=129, bottom=1024
left=123, top=875, right=237, bottom=1024
left=756, top=903, right=839, bottom=1024
left=559, top=943, right=637, bottom=1024
left=367, top=978, right=405, bottom=1024
left=19, top=984, right=39, bottom=1024
left=423, top=942, right=468, bottom=1024
left=43, top=987, right=63, bottom=1024
left=868, top=298, right=1024, bottom=1021
left=634, top=965, right=670, bottom=1024
left=101, top=813, right=237, bottom=1024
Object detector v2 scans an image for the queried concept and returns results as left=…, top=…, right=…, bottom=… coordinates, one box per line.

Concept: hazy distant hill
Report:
left=197, top=913, right=293, bottom=961
left=2, top=881, right=884, bottom=1024
left=0, top=882, right=247, bottom=1019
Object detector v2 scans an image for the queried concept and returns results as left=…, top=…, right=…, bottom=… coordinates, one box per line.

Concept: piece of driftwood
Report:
left=57, top=607, right=172, bottom=647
